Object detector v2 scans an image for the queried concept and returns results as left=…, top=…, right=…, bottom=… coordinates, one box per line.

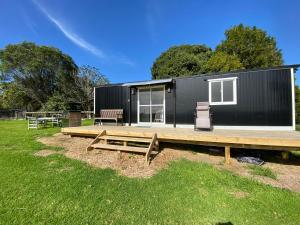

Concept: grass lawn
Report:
left=0, top=120, right=300, bottom=225
left=248, top=165, right=277, bottom=180
left=81, top=118, right=93, bottom=126
left=297, top=124, right=300, bottom=131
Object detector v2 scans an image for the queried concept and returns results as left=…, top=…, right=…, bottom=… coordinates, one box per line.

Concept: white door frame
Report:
left=137, top=85, right=166, bottom=126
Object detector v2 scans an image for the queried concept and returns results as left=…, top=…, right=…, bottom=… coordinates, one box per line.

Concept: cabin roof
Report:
left=95, top=64, right=300, bottom=88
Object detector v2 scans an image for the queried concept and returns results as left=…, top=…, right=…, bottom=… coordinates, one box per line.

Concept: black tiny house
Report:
left=94, top=65, right=298, bottom=131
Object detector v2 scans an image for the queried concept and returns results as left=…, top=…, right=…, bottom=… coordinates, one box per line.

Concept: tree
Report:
left=151, top=45, right=212, bottom=79
left=205, top=51, right=244, bottom=73
left=41, top=92, right=68, bottom=111
left=0, top=42, right=78, bottom=110
left=216, top=24, right=283, bottom=69
left=72, top=65, right=109, bottom=111
left=0, top=82, right=34, bottom=110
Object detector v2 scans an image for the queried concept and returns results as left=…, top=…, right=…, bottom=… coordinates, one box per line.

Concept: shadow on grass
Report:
left=158, top=142, right=300, bottom=166
left=215, top=222, right=233, bottom=225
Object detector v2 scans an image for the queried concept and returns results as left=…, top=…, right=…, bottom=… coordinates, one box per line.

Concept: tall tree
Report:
left=72, top=65, right=109, bottom=111
left=205, top=51, right=244, bottom=73
left=216, top=24, right=283, bottom=69
left=0, top=82, right=31, bottom=110
left=0, top=42, right=78, bottom=110
left=151, top=45, right=212, bottom=79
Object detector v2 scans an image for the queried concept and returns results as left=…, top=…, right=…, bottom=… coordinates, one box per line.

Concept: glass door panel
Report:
left=138, top=86, right=165, bottom=124
left=151, top=87, right=164, bottom=105
left=139, top=106, right=150, bottom=122
left=152, top=106, right=164, bottom=123
left=139, top=88, right=150, bottom=105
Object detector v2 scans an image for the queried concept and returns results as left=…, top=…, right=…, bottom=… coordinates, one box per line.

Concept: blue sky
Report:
left=0, top=0, right=299, bottom=84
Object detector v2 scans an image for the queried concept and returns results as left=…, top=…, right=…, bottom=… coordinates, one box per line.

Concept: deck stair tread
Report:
left=86, top=130, right=159, bottom=163
left=100, top=135, right=151, bottom=143
left=91, top=143, right=148, bottom=153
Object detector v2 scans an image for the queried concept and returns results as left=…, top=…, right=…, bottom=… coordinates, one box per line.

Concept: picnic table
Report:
left=39, top=117, right=61, bottom=127
left=28, top=116, right=61, bottom=129
left=38, top=117, right=54, bottom=121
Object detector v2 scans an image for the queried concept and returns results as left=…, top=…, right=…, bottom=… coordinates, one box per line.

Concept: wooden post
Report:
left=86, top=130, right=106, bottom=152
left=225, top=146, right=231, bottom=165
left=282, top=151, right=289, bottom=160
left=120, top=141, right=127, bottom=156
left=146, top=133, right=157, bottom=164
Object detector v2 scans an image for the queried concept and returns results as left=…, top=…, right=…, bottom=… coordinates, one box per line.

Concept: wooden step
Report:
left=100, top=135, right=151, bottom=143
left=86, top=130, right=106, bottom=152
left=91, top=143, right=149, bottom=153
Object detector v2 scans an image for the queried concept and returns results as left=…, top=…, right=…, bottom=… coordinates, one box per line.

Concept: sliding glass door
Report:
left=139, top=88, right=151, bottom=123
left=138, top=86, right=165, bottom=125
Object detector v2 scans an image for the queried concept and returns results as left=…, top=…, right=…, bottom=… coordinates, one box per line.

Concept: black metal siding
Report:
left=95, top=68, right=293, bottom=127
left=175, top=68, right=292, bottom=126
left=165, top=83, right=174, bottom=124
left=95, top=85, right=129, bottom=123
left=130, top=88, right=138, bottom=124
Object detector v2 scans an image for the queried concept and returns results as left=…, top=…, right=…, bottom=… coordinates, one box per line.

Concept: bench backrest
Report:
left=100, top=109, right=123, bottom=118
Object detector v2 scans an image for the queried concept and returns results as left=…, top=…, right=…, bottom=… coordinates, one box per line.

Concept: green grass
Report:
left=0, top=120, right=300, bottom=225
left=81, top=118, right=93, bottom=126
left=248, top=165, right=277, bottom=180
left=296, top=124, right=300, bottom=131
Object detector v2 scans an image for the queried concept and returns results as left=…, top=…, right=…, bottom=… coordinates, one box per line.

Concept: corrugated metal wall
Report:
left=94, top=68, right=293, bottom=127
left=94, top=85, right=129, bottom=123
left=175, top=68, right=292, bottom=126
left=130, top=88, right=137, bottom=124
left=165, top=83, right=175, bottom=124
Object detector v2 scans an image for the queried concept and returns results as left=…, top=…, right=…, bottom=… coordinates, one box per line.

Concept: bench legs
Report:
left=94, top=119, right=101, bottom=126
left=94, top=118, right=123, bottom=126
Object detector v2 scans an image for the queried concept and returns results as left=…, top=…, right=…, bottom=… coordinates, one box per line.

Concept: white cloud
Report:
left=32, top=0, right=105, bottom=58
left=32, top=0, right=135, bottom=66
left=145, top=0, right=162, bottom=43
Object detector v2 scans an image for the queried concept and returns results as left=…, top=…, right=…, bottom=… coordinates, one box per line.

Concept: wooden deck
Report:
left=61, top=125, right=300, bottom=164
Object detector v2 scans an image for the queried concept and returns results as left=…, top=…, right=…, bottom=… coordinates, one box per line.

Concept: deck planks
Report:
left=101, top=135, right=151, bottom=143
left=62, top=125, right=300, bottom=151
left=91, top=143, right=148, bottom=153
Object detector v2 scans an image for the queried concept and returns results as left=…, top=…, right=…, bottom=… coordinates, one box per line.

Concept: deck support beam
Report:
left=86, top=130, right=106, bottom=152
left=282, top=151, right=289, bottom=160
left=146, top=133, right=157, bottom=164
left=225, top=146, right=231, bottom=165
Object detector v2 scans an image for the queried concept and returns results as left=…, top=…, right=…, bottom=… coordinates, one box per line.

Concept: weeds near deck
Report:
left=248, top=165, right=277, bottom=179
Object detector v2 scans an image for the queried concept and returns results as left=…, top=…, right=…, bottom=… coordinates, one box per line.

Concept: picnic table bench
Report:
left=28, top=116, right=62, bottom=129
left=94, top=109, right=123, bottom=126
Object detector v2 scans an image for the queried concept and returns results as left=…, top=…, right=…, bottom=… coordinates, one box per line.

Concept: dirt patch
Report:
left=34, top=149, right=60, bottom=157
left=37, top=133, right=300, bottom=192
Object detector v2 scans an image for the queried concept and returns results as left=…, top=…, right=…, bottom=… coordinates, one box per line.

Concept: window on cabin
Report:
left=209, top=78, right=237, bottom=105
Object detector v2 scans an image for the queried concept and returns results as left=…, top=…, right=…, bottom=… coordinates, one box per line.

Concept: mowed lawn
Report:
left=0, top=120, right=300, bottom=225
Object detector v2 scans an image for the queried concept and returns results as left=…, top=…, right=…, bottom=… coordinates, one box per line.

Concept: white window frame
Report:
left=208, top=77, right=237, bottom=105
left=137, top=85, right=166, bottom=125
